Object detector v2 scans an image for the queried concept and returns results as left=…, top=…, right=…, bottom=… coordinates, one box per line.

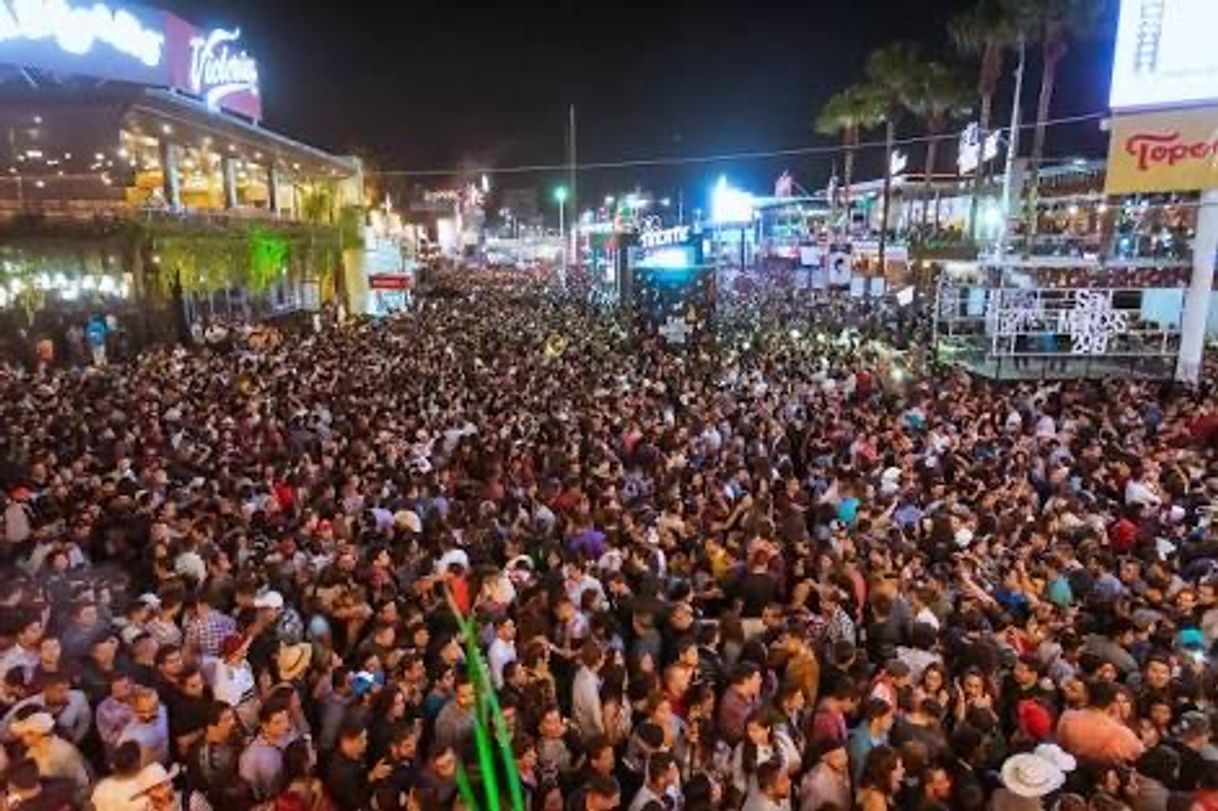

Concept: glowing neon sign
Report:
left=640, top=225, right=691, bottom=249
left=0, top=0, right=163, bottom=66
left=187, top=28, right=258, bottom=113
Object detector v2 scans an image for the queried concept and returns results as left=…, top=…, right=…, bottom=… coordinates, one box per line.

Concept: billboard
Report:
left=0, top=0, right=167, bottom=85
left=0, top=0, right=261, bottom=120
left=164, top=15, right=260, bottom=120
left=1105, top=104, right=1218, bottom=194
left=1110, top=0, right=1218, bottom=111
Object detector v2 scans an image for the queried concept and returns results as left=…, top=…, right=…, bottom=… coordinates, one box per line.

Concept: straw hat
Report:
left=1001, top=753, right=1065, bottom=799
left=277, top=643, right=313, bottom=682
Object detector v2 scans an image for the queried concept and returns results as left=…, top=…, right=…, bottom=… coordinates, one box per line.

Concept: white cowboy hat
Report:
left=130, top=762, right=180, bottom=799
left=253, top=590, right=284, bottom=610
left=1001, top=753, right=1065, bottom=799
left=9, top=712, right=54, bottom=737
left=1033, top=744, right=1077, bottom=774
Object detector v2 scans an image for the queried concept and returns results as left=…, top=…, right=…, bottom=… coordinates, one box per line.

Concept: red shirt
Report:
left=449, top=575, right=471, bottom=615
left=1110, top=518, right=1138, bottom=554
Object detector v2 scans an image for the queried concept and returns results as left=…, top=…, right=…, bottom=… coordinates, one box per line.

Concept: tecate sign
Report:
left=187, top=28, right=259, bottom=115
left=640, top=225, right=691, bottom=249
left=0, top=0, right=166, bottom=84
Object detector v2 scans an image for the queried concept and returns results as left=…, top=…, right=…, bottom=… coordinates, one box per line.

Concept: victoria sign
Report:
left=1106, top=105, right=1218, bottom=194
left=0, top=0, right=261, bottom=120
left=165, top=15, right=260, bottom=119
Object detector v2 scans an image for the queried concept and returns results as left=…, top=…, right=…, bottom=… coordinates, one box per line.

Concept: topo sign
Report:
left=1106, top=106, right=1218, bottom=194
left=1125, top=131, right=1218, bottom=171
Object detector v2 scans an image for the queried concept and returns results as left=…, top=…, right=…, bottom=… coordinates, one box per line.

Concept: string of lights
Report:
left=377, top=112, right=1109, bottom=177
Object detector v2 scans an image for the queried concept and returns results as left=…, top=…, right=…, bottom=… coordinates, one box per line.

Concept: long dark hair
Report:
left=741, top=711, right=774, bottom=777
left=859, top=745, right=901, bottom=795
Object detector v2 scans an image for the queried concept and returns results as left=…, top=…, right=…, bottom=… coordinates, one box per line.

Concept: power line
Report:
left=378, top=111, right=1107, bottom=177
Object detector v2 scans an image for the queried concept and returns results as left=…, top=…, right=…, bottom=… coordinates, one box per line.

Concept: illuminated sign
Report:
left=0, top=0, right=165, bottom=83
left=710, top=176, right=754, bottom=225
left=0, top=0, right=162, bottom=64
left=0, top=1, right=263, bottom=120
left=165, top=15, right=261, bottom=120
left=187, top=28, right=258, bottom=113
left=957, top=123, right=1000, bottom=175
left=1111, top=0, right=1218, bottom=110
left=640, top=225, right=691, bottom=249
left=1105, top=104, right=1218, bottom=194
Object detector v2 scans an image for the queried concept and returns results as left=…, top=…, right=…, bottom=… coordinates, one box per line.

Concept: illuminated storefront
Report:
left=0, top=0, right=363, bottom=359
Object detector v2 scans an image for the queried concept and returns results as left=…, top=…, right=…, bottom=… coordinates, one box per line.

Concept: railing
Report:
left=0, top=199, right=307, bottom=227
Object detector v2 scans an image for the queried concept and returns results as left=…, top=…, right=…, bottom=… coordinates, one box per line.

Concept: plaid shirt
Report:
left=185, top=610, right=237, bottom=657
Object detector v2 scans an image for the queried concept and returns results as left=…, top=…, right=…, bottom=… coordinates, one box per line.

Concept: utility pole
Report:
left=568, top=104, right=577, bottom=278
left=997, top=33, right=1026, bottom=264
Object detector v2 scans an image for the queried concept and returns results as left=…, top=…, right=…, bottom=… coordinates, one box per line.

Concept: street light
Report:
left=554, top=186, right=569, bottom=278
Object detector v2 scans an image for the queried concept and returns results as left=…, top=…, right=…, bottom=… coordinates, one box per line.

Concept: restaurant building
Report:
left=0, top=0, right=364, bottom=360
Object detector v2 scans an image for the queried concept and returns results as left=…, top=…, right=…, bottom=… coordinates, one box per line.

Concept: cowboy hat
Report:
left=130, top=762, right=180, bottom=799
left=1033, top=743, right=1077, bottom=774
left=276, top=642, right=313, bottom=682
left=9, top=712, right=54, bottom=737
left=253, top=590, right=284, bottom=610
left=1001, top=753, right=1065, bottom=799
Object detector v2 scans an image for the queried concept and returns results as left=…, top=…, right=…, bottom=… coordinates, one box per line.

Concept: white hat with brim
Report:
left=393, top=510, right=422, bottom=534
left=1001, top=753, right=1065, bottom=798
left=130, top=762, right=180, bottom=799
left=253, top=590, right=284, bottom=610
left=1033, top=743, right=1077, bottom=774
left=10, top=712, right=54, bottom=737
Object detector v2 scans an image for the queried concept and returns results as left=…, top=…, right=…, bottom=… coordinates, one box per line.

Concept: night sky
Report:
left=162, top=0, right=1118, bottom=211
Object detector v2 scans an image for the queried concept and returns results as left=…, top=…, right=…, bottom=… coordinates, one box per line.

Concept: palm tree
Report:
left=951, top=0, right=1020, bottom=239
left=815, top=85, right=883, bottom=233
left=907, top=62, right=972, bottom=232
left=865, top=42, right=921, bottom=282
left=1019, top=0, right=1106, bottom=251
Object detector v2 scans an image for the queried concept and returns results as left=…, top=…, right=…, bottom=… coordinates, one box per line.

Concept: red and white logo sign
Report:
left=1125, top=130, right=1218, bottom=171
left=165, top=12, right=261, bottom=121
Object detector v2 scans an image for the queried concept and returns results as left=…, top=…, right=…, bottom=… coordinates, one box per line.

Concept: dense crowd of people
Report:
left=3, top=276, right=1218, bottom=811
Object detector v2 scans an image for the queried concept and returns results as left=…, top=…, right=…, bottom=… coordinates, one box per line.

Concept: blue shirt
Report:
left=86, top=319, right=107, bottom=348
left=848, top=723, right=888, bottom=782
left=837, top=497, right=860, bottom=526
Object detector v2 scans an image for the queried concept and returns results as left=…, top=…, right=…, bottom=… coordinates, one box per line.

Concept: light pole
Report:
left=554, top=185, right=568, bottom=285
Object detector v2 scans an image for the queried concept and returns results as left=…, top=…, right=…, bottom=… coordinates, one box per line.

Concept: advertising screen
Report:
left=1110, top=0, right=1218, bottom=110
